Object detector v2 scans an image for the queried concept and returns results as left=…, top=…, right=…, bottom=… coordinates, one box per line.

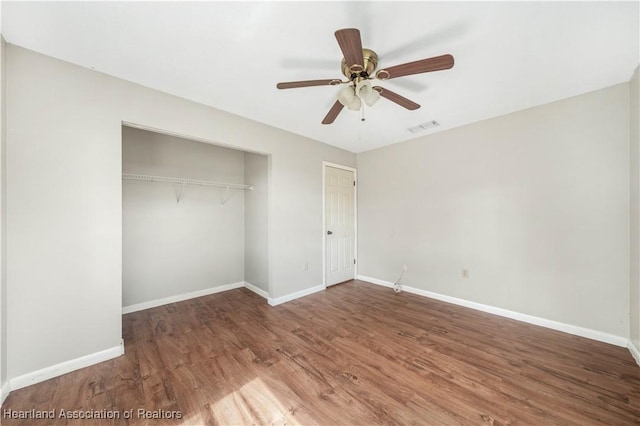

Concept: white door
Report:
left=325, top=165, right=355, bottom=286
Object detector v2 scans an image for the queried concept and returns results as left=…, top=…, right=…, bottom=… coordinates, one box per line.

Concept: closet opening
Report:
left=121, top=125, right=269, bottom=313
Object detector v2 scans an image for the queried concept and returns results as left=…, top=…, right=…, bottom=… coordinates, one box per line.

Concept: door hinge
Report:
left=354, top=180, right=356, bottom=186
left=354, top=259, right=356, bottom=264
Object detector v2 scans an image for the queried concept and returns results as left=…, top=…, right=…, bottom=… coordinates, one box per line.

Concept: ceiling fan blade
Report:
left=322, top=100, right=345, bottom=124
left=379, top=54, right=454, bottom=80
left=374, top=87, right=420, bottom=110
left=335, top=28, right=364, bottom=71
left=277, top=79, right=340, bottom=89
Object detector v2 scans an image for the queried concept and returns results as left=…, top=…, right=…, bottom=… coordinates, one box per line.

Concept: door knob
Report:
left=327, top=230, right=333, bottom=235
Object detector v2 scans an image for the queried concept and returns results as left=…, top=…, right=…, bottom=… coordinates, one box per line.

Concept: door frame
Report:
left=322, top=161, right=358, bottom=288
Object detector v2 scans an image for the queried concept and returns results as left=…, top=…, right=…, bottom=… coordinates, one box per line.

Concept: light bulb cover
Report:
left=347, top=96, right=362, bottom=111
left=337, top=85, right=356, bottom=106
left=364, top=89, right=380, bottom=107
left=355, top=80, right=373, bottom=99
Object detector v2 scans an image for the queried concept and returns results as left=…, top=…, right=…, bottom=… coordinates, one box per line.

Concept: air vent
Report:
left=408, top=120, right=440, bottom=133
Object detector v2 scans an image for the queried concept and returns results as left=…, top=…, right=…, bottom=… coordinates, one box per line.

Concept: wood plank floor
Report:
left=2, top=280, right=640, bottom=425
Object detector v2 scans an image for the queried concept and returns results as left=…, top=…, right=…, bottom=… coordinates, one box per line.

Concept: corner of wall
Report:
left=630, top=64, right=640, bottom=352
left=0, top=34, right=9, bottom=405
left=243, top=152, right=269, bottom=293
left=243, top=281, right=269, bottom=299
left=267, top=284, right=325, bottom=306
left=629, top=340, right=640, bottom=367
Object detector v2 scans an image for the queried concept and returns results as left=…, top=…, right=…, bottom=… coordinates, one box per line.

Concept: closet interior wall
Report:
left=244, top=152, right=269, bottom=293
left=122, top=126, right=267, bottom=308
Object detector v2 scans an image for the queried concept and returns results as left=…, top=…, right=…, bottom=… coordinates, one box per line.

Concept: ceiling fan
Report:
left=277, top=28, right=454, bottom=124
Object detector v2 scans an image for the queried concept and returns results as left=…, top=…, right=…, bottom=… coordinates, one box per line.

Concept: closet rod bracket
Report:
left=176, top=182, right=185, bottom=203
left=220, top=186, right=231, bottom=207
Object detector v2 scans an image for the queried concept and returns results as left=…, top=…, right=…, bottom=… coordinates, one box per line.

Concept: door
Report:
left=325, top=165, right=355, bottom=286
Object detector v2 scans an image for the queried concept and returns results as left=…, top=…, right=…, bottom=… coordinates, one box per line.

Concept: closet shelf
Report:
left=122, top=173, right=253, bottom=191
left=122, top=173, right=253, bottom=205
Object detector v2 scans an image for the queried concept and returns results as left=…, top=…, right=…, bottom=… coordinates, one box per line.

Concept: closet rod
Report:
left=122, top=173, right=253, bottom=190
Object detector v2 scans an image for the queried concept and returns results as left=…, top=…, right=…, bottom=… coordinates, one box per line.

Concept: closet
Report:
left=121, top=126, right=268, bottom=310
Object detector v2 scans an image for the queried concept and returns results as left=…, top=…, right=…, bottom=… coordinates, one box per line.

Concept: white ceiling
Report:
left=2, top=1, right=638, bottom=153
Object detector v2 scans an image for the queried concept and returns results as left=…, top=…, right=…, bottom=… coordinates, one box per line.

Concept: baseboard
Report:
left=268, top=284, right=325, bottom=306
left=358, top=275, right=395, bottom=289
left=243, top=281, right=269, bottom=299
left=122, top=281, right=245, bottom=314
left=629, top=340, right=640, bottom=366
left=9, top=340, right=124, bottom=391
left=357, top=275, right=629, bottom=348
left=0, top=380, right=9, bottom=407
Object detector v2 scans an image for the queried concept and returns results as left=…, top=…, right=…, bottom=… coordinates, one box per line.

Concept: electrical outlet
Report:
left=402, top=264, right=408, bottom=272
left=462, top=268, right=469, bottom=278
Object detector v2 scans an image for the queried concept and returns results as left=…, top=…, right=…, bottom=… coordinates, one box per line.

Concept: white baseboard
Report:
left=1, top=380, right=9, bottom=406
left=122, top=281, right=245, bottom=314
left=357, top=275, right=629, bottom=348
left=629, top=341, right=640, bottom=366
left=358, top=275, right=395, bottom=289
left=9, top=340, right=124, bottom=391
left=244, top=281, right=269, bottom=299
left=268, top=284, right=325, bottom=306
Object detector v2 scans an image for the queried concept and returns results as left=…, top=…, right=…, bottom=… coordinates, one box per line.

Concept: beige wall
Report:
left=5, top=45, right=355, bottom=379
left=357, top=84, right=630, bottom=338
left=631, top=65, right=640, bottom=351
left=244, top=152, right=269, bottom=292
left=122, top=127, right=247, bottom=307
left=0, top=36, right=7, bottom=399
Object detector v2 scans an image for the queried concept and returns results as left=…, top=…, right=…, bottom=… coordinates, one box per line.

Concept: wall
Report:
left=122, top=127, right=246, bottom=307
left=244, top=152, right=269, bottom=293
left=631, top=65, right=640, bottom=353
left=357, top=84, right=630, bottom=339
left=0, top=36, right=7, bottom=402
left=5, top=45, right=355, bottom=380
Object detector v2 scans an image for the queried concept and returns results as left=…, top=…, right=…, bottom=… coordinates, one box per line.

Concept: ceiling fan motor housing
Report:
left=341, top=48, right=378, bottom=80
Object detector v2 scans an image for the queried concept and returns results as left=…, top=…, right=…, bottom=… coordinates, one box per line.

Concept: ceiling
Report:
left=2, top=2, right=638, bottom=153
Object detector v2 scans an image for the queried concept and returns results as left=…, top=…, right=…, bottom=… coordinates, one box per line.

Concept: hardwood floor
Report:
left=2, top=279, right=640, bottom=425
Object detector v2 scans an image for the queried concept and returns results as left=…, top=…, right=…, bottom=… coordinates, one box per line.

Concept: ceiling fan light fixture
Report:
left=364, top=89, right=380, bottom=107
left=355, top=79, right=379, bottom=107
left=355, top=79, right=372, bottom=98
left=347, top=96, right=362, bottom=111
left=337, top=85, right=356, bottom=106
